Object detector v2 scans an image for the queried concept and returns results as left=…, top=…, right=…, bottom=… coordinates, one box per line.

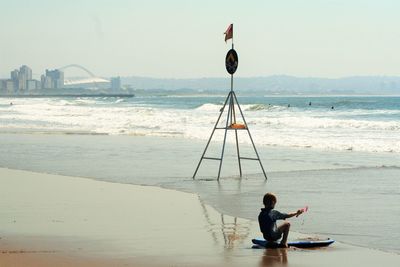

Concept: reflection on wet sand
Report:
left=198, top=197, right=251, bottom=249
left=259, top=248, right=288, bottom=267
left=197, top=182, right=290, bottom=266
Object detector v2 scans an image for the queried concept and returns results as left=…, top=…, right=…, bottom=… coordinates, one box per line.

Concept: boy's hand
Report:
left=296, top=209, right=304, bottom=217
left=296, top=206, right=308, bottom=217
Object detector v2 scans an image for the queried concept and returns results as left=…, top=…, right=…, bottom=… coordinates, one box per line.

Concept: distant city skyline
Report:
left=0, top=65, right=65, bottom=93
left=1, top=64, right=399, bottom=96
left=0, top=64, right=125, bottom=94
left=1, top=0, right=400, bottom=79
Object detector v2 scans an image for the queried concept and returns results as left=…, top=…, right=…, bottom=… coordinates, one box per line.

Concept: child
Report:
left=258, top=193, right=303, bottom=248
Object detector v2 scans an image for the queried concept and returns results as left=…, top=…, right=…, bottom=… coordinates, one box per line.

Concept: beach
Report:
left=0, top=132, right=399, bottom=253
left=3, top=0, right=400, bottom=264
left=1, top=167, right=400, bottom=267
left=0, top=95, right=399, bottom=266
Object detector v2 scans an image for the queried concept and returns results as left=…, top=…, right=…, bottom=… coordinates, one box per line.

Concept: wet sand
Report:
left=1, top=168, right=399, bottom=266
left=1, top=133, right=399, bottom=253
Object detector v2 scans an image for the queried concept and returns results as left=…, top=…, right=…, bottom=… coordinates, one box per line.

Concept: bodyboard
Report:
left=252, top=238, right=334, bottom=249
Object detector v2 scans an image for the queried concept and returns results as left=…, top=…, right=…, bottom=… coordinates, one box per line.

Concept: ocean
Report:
left=1, top=95, right=399, bottom=153
left=0, top=95, right=399, bottom=253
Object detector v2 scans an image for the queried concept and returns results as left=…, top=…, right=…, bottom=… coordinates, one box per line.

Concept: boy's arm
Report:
left=272, top=209, right=303, bottom=220
left=285, top=209, right=304, bottom=219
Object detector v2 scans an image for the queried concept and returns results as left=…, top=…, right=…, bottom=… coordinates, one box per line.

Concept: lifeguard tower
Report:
left=192, top=24, right=267, bottom=180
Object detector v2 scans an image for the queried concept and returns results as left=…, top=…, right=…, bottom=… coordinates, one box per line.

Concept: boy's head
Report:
left=263, top=193, right=277, bottom=208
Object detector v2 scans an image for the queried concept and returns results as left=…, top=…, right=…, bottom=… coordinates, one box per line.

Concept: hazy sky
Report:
left=1, top=0, right=400, bottom=79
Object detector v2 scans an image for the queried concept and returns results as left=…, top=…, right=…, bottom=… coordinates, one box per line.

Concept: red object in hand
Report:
left=301, top=206, right=309, bottom=212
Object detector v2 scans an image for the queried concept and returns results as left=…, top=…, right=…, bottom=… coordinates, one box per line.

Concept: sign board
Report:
left=225, top=49, right=238, bottom=75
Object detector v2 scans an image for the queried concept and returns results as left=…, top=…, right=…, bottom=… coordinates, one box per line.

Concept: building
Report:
left=110, top=76, right=121, bottom=91
left=18, top=65, right=32, bottom=91
left=6, top=65, right=33, bottom=92
left=10, top=69, right=19, bottom=91
left=52, top=69, right=64, bottom=88
left=5, top=80, right=15, bottom=93
left=27, top=79, right=40, bottom=90
left=42, top=69, right=64, bottom=89
left=11, top=69, right=19, bottom=81
left=41, top=75, right=51, bottom=89
left=0, top=80, right=5, bottom=92
left=1, top=65, right=51, bottom=94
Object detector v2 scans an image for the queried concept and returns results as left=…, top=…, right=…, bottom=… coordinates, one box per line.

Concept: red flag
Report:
left=224, top=24, right=233, bottom=42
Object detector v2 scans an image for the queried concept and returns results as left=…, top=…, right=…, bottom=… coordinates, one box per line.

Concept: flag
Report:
left=224, top=24, right=233, bottom=42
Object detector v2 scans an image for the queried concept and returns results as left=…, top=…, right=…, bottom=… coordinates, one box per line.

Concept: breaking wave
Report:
left=1, top=97, right=399, bottom=153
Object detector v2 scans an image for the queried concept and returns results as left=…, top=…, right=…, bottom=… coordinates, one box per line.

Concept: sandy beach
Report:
left=2, top=0, right=400, bottom=265
left=1, top=133, right=399, bottom=253
left=1, top=167, right=399, bottom=266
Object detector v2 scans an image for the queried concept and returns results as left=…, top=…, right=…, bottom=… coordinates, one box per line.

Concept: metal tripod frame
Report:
left=192, top=89, right=268, bottom=180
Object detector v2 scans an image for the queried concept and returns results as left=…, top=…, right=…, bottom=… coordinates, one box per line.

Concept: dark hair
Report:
left=263, top=193, right=277, bottom=208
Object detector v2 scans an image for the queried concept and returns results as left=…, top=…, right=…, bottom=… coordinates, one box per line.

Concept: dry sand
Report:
left=1, top=168, right=399, bottom=266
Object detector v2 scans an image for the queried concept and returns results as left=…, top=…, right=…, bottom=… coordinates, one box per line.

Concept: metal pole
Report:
left=233, top=92, right=242, bottom=178
left=230, top=40, right=235, bottom=125
left=229, top=40, right=242, bottom=177
left=234, top=128, right=242, bottom=177
left=230, top=74, right=234, bottom=125
left=193, top=92, right=231, bottom=179
left=229, top=50, right=242, bottom=177
left=217, top=91, right=233, bottom=180
left=217, top=40, right=236, bottom=180
left=232, top=91, right=267, bottom=180
left=231, top=74, right=236, bottom=123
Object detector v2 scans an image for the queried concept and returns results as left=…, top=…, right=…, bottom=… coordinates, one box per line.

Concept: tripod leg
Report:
left=193, top=92, right=231, bottom=179
left=229, top=92, right=242, bottom=178
left=232, top=92, right=267, bottom=180
left=217, top=92, right=233, bottom=180
left=235, top=129, right=242, bottom=177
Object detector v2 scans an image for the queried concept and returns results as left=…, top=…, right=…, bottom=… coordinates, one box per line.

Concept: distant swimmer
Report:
left=10, top=102, right=13, bottom=106
left=309, top=102, right=312, bottom=106
left=331, top=106, right=334, bottom=110
left=287, top=104, right=290, bottom=108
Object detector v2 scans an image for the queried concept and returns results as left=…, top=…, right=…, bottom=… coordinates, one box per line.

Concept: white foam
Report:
left=1, top=98, right=399, bottom=153
left=195, top=103, right=223, bottom=112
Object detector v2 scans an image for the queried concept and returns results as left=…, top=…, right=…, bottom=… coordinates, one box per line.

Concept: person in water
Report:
left=258, top=193, right=304, bottom=248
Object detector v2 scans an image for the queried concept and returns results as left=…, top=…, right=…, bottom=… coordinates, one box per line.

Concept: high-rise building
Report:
left=2, top=65, right=41, bottom=94
left=41, top=74, right=51, bottom=89
left=43, top=69, right=64, bottom=89
left=0, top=80, right=5, bottom=92
left=27, top=79, right=40, bottom=90
left=18, top=65, right=32, bottom=91
left=5, top=80, right=15, bottom=93
left=11, top=69, right=19, bottom=80
left=110, top=76, right=121, bottom=91
left=46, top=70, right=64, bottom=89
left=11, top=69, right=19, bottom=91
left=20, top=65, right=32, bottom=80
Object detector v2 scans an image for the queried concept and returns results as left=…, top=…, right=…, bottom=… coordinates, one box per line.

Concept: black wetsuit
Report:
left=258, top=208, right=289, bottom=241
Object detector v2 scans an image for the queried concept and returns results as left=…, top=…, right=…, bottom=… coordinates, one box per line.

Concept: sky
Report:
left=1, top=0, right=400, bottom=79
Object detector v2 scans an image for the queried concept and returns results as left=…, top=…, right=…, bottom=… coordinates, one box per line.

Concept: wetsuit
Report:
left=258, top=208, right=289, bottom=241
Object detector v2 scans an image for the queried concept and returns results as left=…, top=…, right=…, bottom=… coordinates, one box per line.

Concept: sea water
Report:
left=1, top=95, right=399, bottom=153
left=0, top=95, right=399, bottom=253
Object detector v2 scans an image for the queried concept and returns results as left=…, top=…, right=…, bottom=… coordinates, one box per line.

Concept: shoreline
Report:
left=1, top=168, right=400, bottom=267
left=1, top=166, right=399, bottom=256
left=0, top=129, right=399, bottom=156
left=1, top=133, right=399, bottom=254
left=0, top=168, right=245, bottom=266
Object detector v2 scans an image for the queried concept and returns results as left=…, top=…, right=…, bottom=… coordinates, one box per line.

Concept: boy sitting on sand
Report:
left=258, top=193, right=304, bottom=248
